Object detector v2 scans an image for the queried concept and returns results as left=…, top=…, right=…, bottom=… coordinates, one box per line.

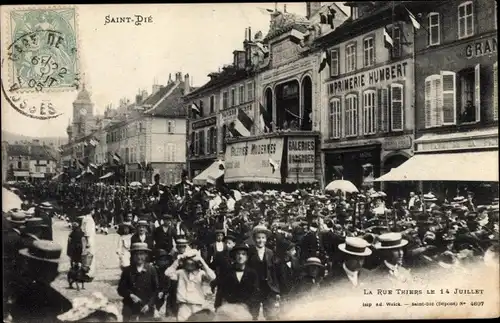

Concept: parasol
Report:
left=2, top=187, right=23, bottom=213
left=129, top=181, right=142, bottom=188
left=325, top=180, right=359, bottom=193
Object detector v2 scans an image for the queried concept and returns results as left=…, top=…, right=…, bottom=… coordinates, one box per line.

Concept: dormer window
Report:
left=352, top=7, right=359, bottom=20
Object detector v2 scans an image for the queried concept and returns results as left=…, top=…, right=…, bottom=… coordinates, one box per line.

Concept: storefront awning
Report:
left=374, top=151, right=499, bottom=182
left=193, top=161, right=224, bottom=185
left=99, top=172, right=114, bottom=179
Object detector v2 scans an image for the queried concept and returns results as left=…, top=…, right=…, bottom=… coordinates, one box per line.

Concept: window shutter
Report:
left=425, top=78, right=432, bottom=128
left=391, top=84, right=403, bottom=131
left=441, top=71, right=456, bottom=125
left=433, top=77, right=442, bottom=126
left=494, top=62, right=498, bottom=121
left=200, top=131, right=205, bottom=155
left=329, top=101, right=334, bottom=138
left=378, top=88, right=389, bottom=132
left=474, top=64, right=481, bottom=122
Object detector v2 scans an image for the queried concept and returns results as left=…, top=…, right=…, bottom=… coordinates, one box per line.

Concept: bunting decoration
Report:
left=318, top=49, right=330, bottom=73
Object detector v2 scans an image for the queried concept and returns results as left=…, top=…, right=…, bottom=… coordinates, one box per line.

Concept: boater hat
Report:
left=130, top=242, right=151, bottom=253
left=7, top=212, right=27, bottom=224
left=374, top=232, right=408, bottom=249
left=339, top=237, right=373, bottom=256
left=252, top=224, right=271, bottom=237
left=19, top=240, right=62, bottom=263
left=136, top=220, right=149, bottom=228
left=303, top=257, right=325, bottom=269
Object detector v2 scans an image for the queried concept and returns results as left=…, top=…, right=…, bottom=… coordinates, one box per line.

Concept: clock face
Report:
left=79, top=108, right=87, bottom=116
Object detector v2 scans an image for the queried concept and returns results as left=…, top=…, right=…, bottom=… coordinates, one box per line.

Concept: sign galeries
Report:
left=224, top=137, right=284, bottom=183
left=221, top=103, right=254, bottom=124
left=328, top=60, right=410, bottom=95
left=287, top=137, right=315, bottom=181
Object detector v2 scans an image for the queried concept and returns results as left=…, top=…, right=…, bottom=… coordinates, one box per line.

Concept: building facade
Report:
left=5, top=140, right=57, bottom=181
left=315, top=1, right=416, bottom=193
left=409, top=0, right=498, bottom=196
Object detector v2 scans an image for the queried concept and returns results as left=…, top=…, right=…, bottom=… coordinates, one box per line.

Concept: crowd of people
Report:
left=2, top=173, right=499, bottom=322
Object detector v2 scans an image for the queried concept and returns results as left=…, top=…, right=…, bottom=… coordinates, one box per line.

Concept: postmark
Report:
left=5, top=6, right=80, bottom=92
left=2, top=5, right=80, bottom=120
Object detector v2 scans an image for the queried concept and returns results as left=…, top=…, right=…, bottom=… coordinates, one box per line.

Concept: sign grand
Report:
left=329, top=61, right=409, bottom=95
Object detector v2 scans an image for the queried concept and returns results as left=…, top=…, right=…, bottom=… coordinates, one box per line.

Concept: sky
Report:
left=1, top=3, right=347, bottom=138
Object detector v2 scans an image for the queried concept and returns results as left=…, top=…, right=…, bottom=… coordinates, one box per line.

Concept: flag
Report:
left=89, top=138, right=99, bottom=147
left=405, top=8, right=421, bottom=30
left=191, top=102, right=200, bottom=115
left=318, top=50, right=330, bottom=73
left=89, top=163, right=97, bottom=169
left=269, top=158, right=279, bottom=174
left=113, top=153, right=121, bottom=164
left=327, top=6, right=336, bottom=28
left=230, top=108, right=253, bottom=137
left=259, top=103, right=272, bottom=133
left=383, top=27, right=394, bottom=48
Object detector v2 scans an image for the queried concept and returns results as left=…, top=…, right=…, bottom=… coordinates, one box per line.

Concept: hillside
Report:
left=1, top=130, right=67, bottom=147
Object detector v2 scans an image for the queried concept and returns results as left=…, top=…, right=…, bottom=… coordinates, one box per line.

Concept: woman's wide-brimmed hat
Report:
left=19, top=239, right=62, bottom=263
left=374, top=232, right=408, bottom=249
left=339, top=237, right=373, bottom=256
left=130, top=242, right=151, bottom=253
left=252, top=224, right=271, bottom=237
left=303, top=257, right=325, bottom=269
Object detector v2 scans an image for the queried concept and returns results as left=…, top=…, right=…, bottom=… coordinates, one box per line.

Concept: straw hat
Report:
left=39, top=202, right=53, bottom=210
left=423, top=192, right=437, bottom=202
left=7, top=212, right=27, bottom=224
left=374, top=232, right=408, bottom=249
left=339, top=237, right=372, bottom=256
left=175, top=237, right=189, bottom=246
left=437, top=251, right=459, bottom=269
left=136, top=220, right=149, bottom=228
left=252, top=224, right=271, bottom=237
left=130, top=242, right=151, bottom=253
left=19, top=240, right=62, bottom=263
left=303, top=257, right=324, bottom=269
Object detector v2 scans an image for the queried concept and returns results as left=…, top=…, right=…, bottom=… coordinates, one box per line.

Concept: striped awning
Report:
left=99, top=172, right=114, bottom=180
left=193, top=161, right=224, bottom=185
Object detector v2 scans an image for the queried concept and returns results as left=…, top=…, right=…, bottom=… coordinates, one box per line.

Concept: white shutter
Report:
left=390, top=84, right=404, bottom=131
left=424, top=77, right=432, bottom=128
left=474, top=64, right=480, bottom=122
left=494, top=62, right=498, bottom=121
left=433, top=77, right=442, bottom=126
left=440, top=71, right=456, bottom=125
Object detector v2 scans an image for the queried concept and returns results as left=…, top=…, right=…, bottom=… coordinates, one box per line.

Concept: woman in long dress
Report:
left=116, top=223, right=133, bottom=270
left=81, top=211, right=97, bottom=279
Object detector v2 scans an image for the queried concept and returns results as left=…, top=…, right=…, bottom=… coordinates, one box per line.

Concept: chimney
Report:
left=175, top=72, right=182, bottom=82
left=135, top=94, right=142, bottom=104
left=152, top=84, right=161, bottom=94
left=306, top=2, right=322, bottom=19
left=184, top=74, right=190, bottom=95
left=167, top=73, right=173, bottom=85
left=248, top=26, right=252, bottom=42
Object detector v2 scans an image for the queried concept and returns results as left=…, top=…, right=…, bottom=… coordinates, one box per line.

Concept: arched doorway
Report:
left=382, top=154, right=414, bottom=203
left=301, top=76, right=312, bottom=131
left=275, top=80, right=300, bottom=130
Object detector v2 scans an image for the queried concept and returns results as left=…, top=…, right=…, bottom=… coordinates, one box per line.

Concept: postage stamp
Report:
left=1, top=5, right=80, bottom=120
left=5, top=6, right=80, bottom=92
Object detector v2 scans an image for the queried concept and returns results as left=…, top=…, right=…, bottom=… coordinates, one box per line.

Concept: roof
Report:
left=142, top=82, right=178, bottom=106
left=7, top=143, right=56, bottom=160
left=185, top=68, right=252, bottom=99
left=7, top=144, right=29, bottom=156
left=265, top=12, right=311, bottom=41
left=74, top=84, right=92, bottom=104
left=145, top=85, right=187, bottom=118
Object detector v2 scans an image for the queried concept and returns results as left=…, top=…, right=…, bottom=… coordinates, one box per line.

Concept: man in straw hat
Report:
left=372, top=232, right=412, bottom=283
left=131, top=220, right=154, bottom=251
left=117, top=242, right=159, bottom=321
left=246, top=224, right=280, bottom=320
left=10, top=240, right=72, bottom=323
left=325, top=237, right=372, bottom=289
left=214, top=243, right=259, bottom=315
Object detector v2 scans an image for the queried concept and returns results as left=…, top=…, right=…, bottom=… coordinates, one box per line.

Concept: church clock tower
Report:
left=72, top=83, right=94, bottom=139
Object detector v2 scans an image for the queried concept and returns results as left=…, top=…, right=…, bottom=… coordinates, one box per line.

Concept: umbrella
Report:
left=3, top=187, right=23, bottom=213
left=129, top=181, right=142, bottom=188
left=325, top=180, right=359, bottom=193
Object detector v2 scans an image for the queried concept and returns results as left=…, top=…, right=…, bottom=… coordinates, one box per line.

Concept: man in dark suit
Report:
left=153, top=214, right=176, bottom=256
left=206, top=227, right=227, bottom=269
left=325, top=237, right=373, bottom=292
left=275, top=240, right=300, bottom=304
left=371, top=232, right=413, bottom=284
left=131, top=220, right=154, bottom=252
left=214, top=243, right=259, bottom=313
left=246, top=225, right=280, bottom=320
left=300, top=221, right=326, bottom=264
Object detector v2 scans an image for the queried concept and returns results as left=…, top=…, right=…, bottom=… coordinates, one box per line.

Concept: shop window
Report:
left=494, top=62, right=498, bottom=121
left=230, top=88, right=236, bottom=107
left=390, top=84, right=404, bottom=131
left=246, top=82, right=254, bottom=101
left=329, top=98, right=342, bottom=138
left=345, top=43, right=356, bottom=73
left=363, top=90, right=377, bottom=134
left=330, top=49, right=339, bottom=77
left=363, top=37, right=375, bottom=67
left=345, top=94, right=358, bottom=137
left=222, top=91, right=229, bottom=110
left=428, top=13, right=440, bottom=46
left=424, top=71, right=457, bottom=127
left=210, top=95, right=215, bottom=114
left=458, top=1, right=474, bottom=39
left=239, top=85, right=245, bottom=104
left=458, top=64, right=481, bottom=123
